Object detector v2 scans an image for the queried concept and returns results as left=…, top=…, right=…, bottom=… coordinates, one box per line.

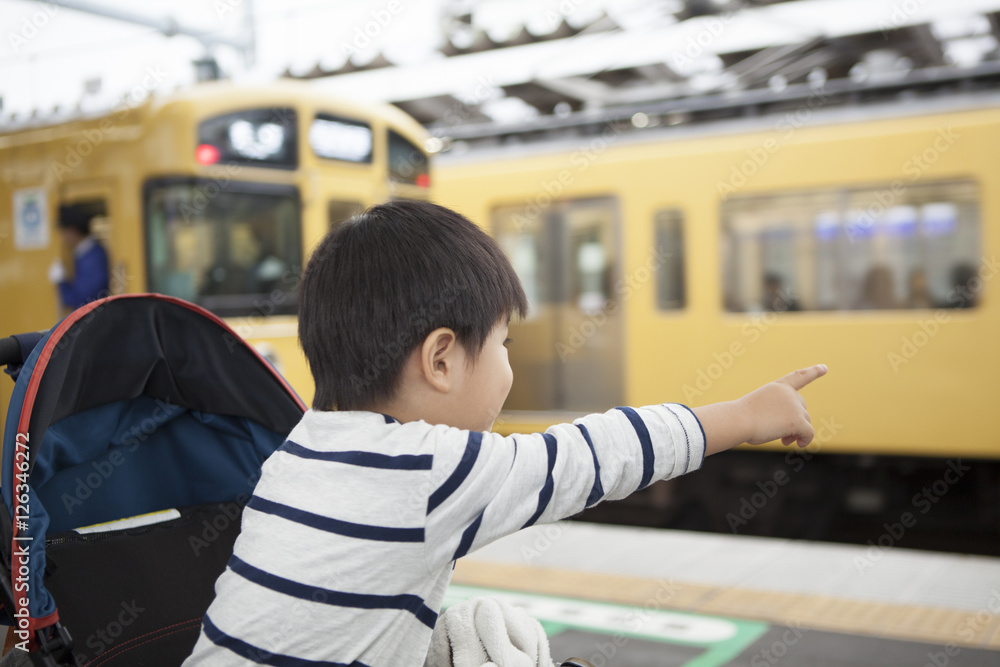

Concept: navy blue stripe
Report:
left=521, top=434, right=558, bottom=528
left=453, top=511, right=484, bottom=560
left=380, top=413, right=398, bottom=424
left=616, top=407, right=655, bottom=490
left=576, top=424, right=605, bottom=508
left=280, top=440, right=432, bottom=470
left=228, top=555, right=438, bottom=629
left=248, top=495, right=424, bottom=543
left=663, top=406, right=692, bottom=473
left=428, top=431, right=482, bottom=513
left=674, top=404, right=707, bottom=470
left=202, top=615, right=369, bottom=666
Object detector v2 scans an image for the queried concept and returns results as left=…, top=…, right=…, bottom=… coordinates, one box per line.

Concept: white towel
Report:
left=424, top=597, right=556, bottom=667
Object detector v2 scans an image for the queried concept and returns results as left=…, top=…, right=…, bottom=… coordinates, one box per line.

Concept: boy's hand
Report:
left=737, top=365, right=828, bottom=447
left=692, top=364, right=828, bottom=456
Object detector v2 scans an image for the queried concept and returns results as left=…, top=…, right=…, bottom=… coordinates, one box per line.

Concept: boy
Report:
left=185, top=200, right=826, bottom=666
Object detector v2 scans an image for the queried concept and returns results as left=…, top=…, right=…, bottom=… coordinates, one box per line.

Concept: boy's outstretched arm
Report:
left=692, top=364, right=828, bottom=456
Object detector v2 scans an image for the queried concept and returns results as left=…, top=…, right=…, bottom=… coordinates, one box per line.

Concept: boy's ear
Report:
left=419, top=327, right=458, bottom=392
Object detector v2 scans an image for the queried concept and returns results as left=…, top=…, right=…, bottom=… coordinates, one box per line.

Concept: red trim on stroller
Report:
left=9, top=293, right=307, bottom=638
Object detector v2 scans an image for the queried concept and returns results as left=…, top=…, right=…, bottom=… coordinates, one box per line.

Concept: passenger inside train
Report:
left=183, top=199, right=827, bottom=665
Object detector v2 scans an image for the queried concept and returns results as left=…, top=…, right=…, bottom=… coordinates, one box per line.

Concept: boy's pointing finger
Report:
left=778, top=364, right=828, bottom=391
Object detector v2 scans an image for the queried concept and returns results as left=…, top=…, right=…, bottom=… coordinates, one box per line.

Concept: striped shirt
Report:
left=184, top=403, right=705, bottom=666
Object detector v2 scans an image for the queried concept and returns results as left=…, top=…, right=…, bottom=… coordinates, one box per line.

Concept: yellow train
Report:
left=433, top=91, right=999, bottom=549
left=434, top=97, right=998, bottom=466
left=0, top=80, right=433, bottom=422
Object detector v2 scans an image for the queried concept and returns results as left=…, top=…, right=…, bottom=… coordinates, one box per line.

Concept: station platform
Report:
left=449, top=522, right=1000, bottom=666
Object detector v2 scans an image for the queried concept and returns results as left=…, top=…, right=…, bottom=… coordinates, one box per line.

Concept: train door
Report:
left=494, top=197, right=624, bottom=412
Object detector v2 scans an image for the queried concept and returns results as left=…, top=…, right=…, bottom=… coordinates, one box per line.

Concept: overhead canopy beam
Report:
left=40, top=0, right=255, bottom=63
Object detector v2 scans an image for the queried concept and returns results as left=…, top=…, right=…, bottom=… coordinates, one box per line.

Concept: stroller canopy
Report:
left=1, top=294, right=305, bottom=638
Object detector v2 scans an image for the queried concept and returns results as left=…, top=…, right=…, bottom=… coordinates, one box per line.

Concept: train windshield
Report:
left=388, top=129, right=429, bottom=186
left=144, top=179, right=301, bottom=317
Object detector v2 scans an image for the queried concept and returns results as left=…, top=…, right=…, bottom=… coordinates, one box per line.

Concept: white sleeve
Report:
left=423, top=403, right=705, bottom=570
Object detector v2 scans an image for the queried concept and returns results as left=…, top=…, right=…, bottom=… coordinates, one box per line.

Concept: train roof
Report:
left=433, top=64, right=1000, bottom=164
left=0, top=79, right=427, bottom=144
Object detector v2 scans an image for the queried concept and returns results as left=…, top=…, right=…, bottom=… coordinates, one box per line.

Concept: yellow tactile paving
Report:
left=786, top=595, right=907, bottom=634
left=453, top=560, right=713, bottom=609
left=986, top=618, right=1000, bottom=649
left=453, top=559, right=999, bottom=649
left=698, top=588, right=809, bottom=625
left=882, top=605, right=997, bottom=646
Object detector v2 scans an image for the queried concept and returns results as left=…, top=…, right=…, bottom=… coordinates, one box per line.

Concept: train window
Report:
left=144, top=179, right=301, bottom=317
left=196, top=108, right=297, bottom=169
left=654, top=209, right=686, bottom=310
left=328, top=200, right=364, bottom=229
left=310, top=114, right=373, bottom=163
left=494, top=206, right=545, bottom=320
left=387, top=129, right=429, bottom=187
left=567, top=212, right=611, bottom=314
left=722, top=181, right=980, bottom=312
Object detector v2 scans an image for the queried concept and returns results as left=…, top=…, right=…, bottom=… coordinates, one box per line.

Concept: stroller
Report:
left=0, top=294, right=305, bottom=666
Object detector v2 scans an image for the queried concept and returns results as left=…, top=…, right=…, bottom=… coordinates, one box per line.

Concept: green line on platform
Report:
left=444, top=583, right=769, bottom=666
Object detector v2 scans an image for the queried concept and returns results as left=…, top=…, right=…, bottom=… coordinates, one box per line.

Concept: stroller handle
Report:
left=0, top=337, right=18, bottom=367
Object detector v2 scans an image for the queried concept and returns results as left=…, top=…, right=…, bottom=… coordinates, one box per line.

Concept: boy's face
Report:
left=451, top=321, right=513, bottom=432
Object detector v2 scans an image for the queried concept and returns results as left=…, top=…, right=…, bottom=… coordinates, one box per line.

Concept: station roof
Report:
left=294, top=0, right=1000, bottom=143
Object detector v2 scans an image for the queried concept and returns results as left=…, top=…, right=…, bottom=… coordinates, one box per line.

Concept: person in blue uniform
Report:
left=48, top=208, right=110, bottom=310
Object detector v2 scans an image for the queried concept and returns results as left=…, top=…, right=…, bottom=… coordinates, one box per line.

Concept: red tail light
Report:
left=195, top=144, right=220, bottom=165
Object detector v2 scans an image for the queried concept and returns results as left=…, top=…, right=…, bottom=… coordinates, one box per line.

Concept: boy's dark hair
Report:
left=299, top=199, right=528, bottom=411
